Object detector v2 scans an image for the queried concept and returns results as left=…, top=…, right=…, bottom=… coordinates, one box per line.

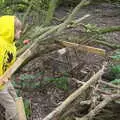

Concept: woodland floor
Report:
left=13, top=2, right=120, bottom=120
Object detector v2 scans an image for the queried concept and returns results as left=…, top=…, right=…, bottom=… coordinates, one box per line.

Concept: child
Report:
left=0, top=16, right=22, bottom=120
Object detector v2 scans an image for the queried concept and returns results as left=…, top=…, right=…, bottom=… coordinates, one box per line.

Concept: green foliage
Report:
left=111, top=55, right=120, bottom=60
left=44, top=76, right=69, bottom=91
left=19, top=73, right=36, bottom=80
left=110, top=0, right=120, bottom=4
left=0, top=0, right=60, bottom=48
left=24, top=98, right=31, bottom=119
left=110, top=50, right=120, bottom=74
left=13, top=72, right=44, bottom=119
left=14, top=72, right=44, bottom=89
left=110, top=50, right=120, bottom=60
left=44, top=0, right=59, bottom=26
left=0, top=0, right=27, bottom=15
left=110, top=79, right=120, bottom=84
left=109, top=51, right=120, bottom=83
left=0, top=0, right=50, bottom=17
left=32, top=0, right=49, bottom=10
left=109, top=64, right=120, bottom=81
left=110, top=64, right=120, bottom=74
left=84, top=24, right=100, bottom=33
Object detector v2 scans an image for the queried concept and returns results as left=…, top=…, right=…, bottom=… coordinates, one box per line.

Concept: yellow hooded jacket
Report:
left=0, top=16, right=16, bottom=89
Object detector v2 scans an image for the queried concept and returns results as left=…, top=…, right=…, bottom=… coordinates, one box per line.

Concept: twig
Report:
left=44, top=0, right=59, bottom=26
left=80, top=100, right=91, bottom=105
left=92, top=40, right=120, bottom=49
left=76, top=94, right=120, bottom=120
left=98, top=26, right=120, bottom=34
left=100, top=80, right=120, bottom=89
left=22, top=0, right=33, bottom=25
left=67, top=14, right=90, bottom=28
left=72, top=78, right=111, bottom=95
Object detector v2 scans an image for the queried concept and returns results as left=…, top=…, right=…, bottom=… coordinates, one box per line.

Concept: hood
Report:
left=0, top=16, right=15, bottom=44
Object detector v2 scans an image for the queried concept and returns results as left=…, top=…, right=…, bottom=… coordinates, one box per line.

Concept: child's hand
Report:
left=23, top=39, right=30, bottom=45
left=0, top=76, right=8, bottom=85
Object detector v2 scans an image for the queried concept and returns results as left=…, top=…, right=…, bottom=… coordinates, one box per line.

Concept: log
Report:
left=43, top=65, right=105, bottom=120
left=76, top=94, right=120, bottom=120
left=57, top=40, right=106, bottom=56
left=16, top=97, right=27, bottom=120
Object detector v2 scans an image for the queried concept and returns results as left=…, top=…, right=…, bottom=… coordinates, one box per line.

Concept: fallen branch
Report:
left=31, top=14, right=90, bottom=40
left=76, top=94, right=120, bottom=120
left=57, top=0, right=90, bottom=33
left=43, top=65, right=105, bottom=120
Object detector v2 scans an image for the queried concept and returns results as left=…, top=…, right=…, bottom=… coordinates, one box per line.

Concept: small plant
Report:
left=110, top=50, right=120, bottom=60
left=44, top=76, right=69, bottom=91
left=110, top=79, right=120, bottom=85
left=18, top=72, right=44, bottom=89
left=108, top=51, right=120, bottom=84
left=84, top=23, right=99, bottom=33
left=24, top=98, right=31, bottom=119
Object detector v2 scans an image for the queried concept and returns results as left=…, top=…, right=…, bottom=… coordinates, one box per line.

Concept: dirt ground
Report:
left=14, top=2, right=120, bottom=120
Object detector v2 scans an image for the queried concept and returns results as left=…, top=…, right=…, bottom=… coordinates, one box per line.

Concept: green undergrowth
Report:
left=12, top=71, right=69, bottom=118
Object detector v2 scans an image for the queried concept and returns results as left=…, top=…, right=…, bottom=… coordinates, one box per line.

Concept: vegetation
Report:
left=0, top=0, right=120, bottom=120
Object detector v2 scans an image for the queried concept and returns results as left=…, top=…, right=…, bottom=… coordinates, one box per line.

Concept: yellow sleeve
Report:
left=0, top=47, right=5, bottom=76
left=0, top=46, right=6, bottom=89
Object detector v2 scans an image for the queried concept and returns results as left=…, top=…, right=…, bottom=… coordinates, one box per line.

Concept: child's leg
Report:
left=7, top=81, right=17, bottom=101
left=0, top=83, right=18, bottom=120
